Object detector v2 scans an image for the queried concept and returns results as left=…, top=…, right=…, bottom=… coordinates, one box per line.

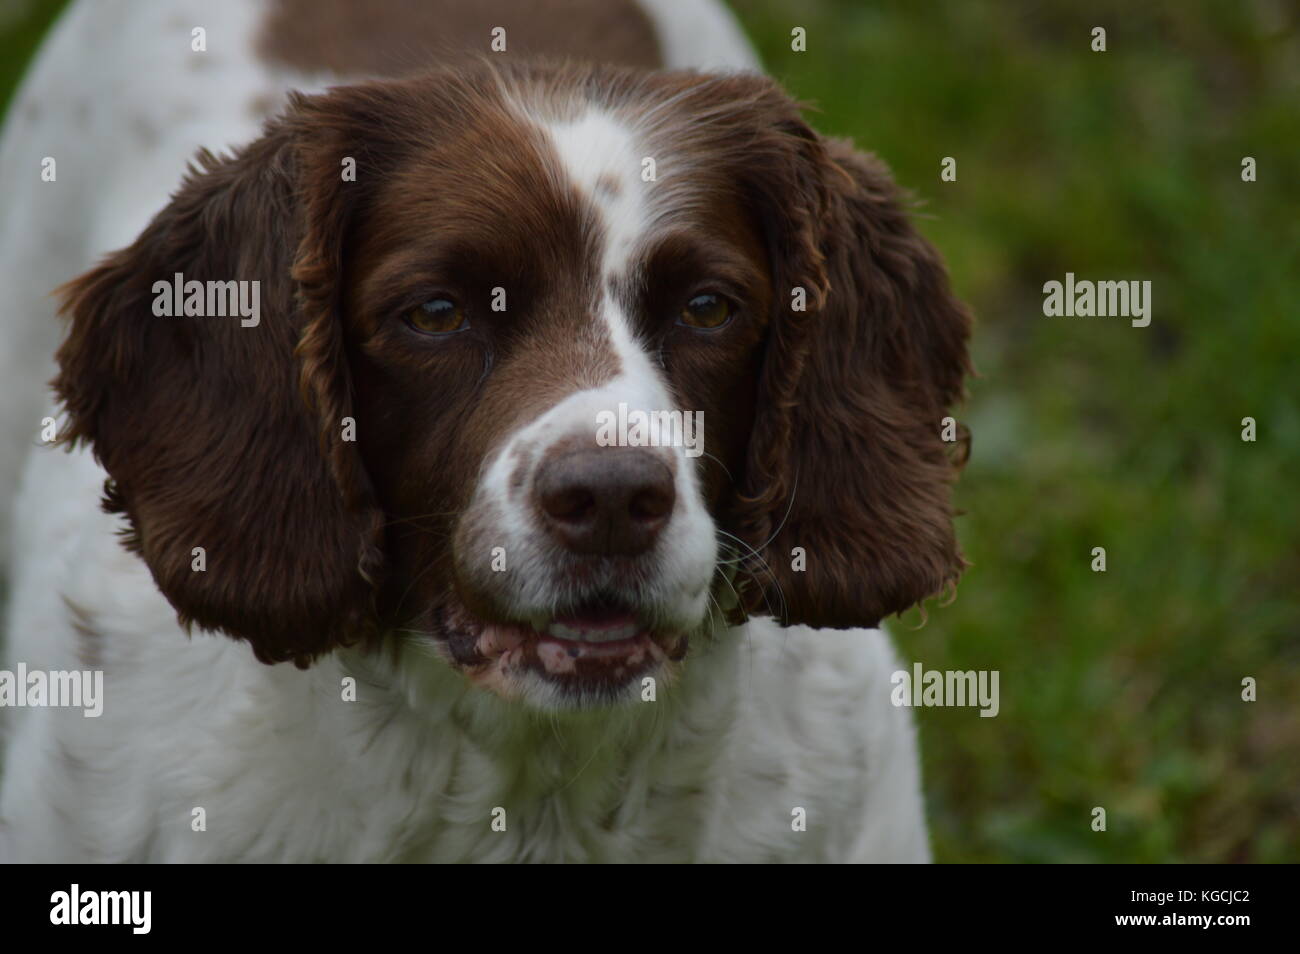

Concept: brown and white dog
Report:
left=0, top=0, right=970, bottom=862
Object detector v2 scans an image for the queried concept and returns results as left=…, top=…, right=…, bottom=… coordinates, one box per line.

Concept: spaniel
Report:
left=0, top=0, right=970, bottom=862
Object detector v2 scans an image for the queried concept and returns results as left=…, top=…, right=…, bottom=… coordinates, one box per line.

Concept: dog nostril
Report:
left=630, top=485, right=674, bottom=522
left=540, top=485, right=597, bottom=525
left=534, top=448, right=675, bottom=556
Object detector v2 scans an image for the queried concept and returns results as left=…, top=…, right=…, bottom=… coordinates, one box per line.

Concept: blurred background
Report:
left=3, top=0, right=1296, bottom=862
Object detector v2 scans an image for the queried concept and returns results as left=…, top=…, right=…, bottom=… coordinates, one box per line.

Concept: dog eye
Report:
left=678, top=293, right=733, bottom=330
left=407, top=297, right=468, bottom=335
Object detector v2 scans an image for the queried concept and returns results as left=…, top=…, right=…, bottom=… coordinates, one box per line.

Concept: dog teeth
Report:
left=545, top=621, right=640, bottom=643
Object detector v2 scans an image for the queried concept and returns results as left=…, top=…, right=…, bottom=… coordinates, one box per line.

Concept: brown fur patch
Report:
left=258, top=0, right=662, bottom=78
left=595, top=173, right=623, bottom=199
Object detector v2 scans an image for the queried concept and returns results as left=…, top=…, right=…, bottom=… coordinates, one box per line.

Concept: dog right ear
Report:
left=53, top=88, right=400, bottom=666
left=690, top=75, right=972, bottom=630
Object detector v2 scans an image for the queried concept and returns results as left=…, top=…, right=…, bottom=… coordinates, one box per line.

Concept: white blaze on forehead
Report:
left=543, top=110, right=647, bottom=273
left=539, top=109, right=657, bottom=373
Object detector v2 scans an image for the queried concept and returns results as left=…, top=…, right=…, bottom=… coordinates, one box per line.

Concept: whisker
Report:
left=713, top=530, right=786, bottom=622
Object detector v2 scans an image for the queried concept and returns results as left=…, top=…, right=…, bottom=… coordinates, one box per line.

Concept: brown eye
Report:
left=679, top=293, right=733, bottom=330
left=407, top=298, right=467, bottom=335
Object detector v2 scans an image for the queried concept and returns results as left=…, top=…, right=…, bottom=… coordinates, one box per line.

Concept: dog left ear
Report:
left=726, top=81, right=973, bottom=629
left=53, top=87, right=400, bottom=666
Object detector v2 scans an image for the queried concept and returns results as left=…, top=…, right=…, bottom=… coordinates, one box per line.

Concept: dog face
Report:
left=55, top=63, right=971, bottom=708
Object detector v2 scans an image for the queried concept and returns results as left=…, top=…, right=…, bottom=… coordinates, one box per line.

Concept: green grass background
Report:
left=3, top=0, right=1296, bottom=862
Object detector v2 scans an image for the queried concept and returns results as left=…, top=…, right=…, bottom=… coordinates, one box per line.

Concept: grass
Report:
left=3, top=0, right=1296, bottom=862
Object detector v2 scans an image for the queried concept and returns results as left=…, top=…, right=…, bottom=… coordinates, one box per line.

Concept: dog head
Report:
left=55, top=63, right=971, bottom=708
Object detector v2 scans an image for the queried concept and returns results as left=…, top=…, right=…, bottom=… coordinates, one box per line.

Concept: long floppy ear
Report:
left=731, top=88, right=972, bottom=629
left=53, top=89, right=393, bottom=666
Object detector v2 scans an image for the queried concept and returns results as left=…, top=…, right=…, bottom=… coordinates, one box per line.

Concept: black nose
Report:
left=535, top=448, right=676, bottom=556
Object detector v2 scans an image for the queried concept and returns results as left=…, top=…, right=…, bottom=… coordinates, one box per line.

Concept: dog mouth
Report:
left=432, top=594, right=689, bottom=702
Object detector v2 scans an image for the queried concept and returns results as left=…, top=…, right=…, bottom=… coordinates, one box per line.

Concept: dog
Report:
left=0, top=0, right=970, bottom=862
